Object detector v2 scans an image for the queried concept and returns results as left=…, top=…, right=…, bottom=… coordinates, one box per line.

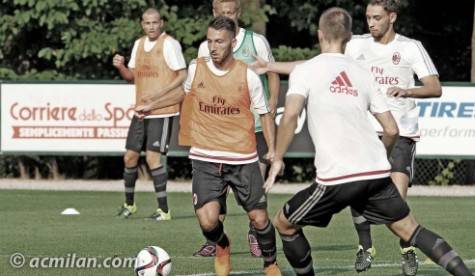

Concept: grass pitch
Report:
left=0, top=189, right=474, bottom=275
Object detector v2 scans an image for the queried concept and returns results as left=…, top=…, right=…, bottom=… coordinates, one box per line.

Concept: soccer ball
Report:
left=134, top=246, right=172, bottom=276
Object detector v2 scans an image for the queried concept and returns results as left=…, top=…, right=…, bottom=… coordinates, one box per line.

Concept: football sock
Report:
left=124, top=166, right=138, bottom=206
left=203, top=221, right=229, bottom=247
left=254, top=221, right=277, bottom=267
left=280, top=229, right=314, bottom=276
left=351, top=208, right=372, bottom=250
left=151, top=166, right=168, bottom=213
left=411, top=225, right=472, bottom=275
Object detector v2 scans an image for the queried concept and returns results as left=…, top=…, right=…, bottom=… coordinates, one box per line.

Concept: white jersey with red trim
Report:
left=345, top=34, right=439, bottom=140
left=287, top=53, right=391, bottom=186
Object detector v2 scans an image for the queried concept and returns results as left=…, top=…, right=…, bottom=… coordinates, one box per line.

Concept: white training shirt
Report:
left=128, top=33, right=187, bottom=118
left=288, top=53, right=391, bottom=186
left=184, top=58, right=268, bottom=165
left=197, top=28, right=275, bottom=62
left=345, top=34, right=439, bottom=139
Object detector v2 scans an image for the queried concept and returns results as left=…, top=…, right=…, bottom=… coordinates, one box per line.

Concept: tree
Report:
left=0, top=0, right=211, bottom=80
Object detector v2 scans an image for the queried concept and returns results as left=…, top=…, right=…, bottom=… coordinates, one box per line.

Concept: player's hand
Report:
left=112, top=54, right=125, bottom=68
left=134, top=105, right=151, bottom=119
left=387, top=87, right=410, bottom=98
left=263, top=159, right=284, bottom=193
left=263, top=150, right=275, bottom=164
left=249, top=54, right=269, bottom=75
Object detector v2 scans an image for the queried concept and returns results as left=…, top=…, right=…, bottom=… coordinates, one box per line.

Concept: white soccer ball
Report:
left=134, top=246, right=172, bottom=276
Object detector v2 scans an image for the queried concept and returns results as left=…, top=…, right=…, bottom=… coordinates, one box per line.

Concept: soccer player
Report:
left=264, top=7, right=472, bottom=276
left=345, top=1, right=442, bottom=274
left=112, top=8, right=187, bottom=221
left=250, top=1, right=442, bottom=273
left=179, top=16, right=281, bottom=276
left=193, top=0, right=280, bottom=258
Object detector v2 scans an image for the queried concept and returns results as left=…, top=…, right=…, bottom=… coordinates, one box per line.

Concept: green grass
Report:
left=0, top=189, right=474, bottom=275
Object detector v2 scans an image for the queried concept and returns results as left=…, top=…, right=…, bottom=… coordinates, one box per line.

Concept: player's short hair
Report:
left=142, top=7, right=161, bottom=20
left=368, top=0, right=400, bottom=13
left=212, top=0, right=241, bottom=10
left=208, top=15, right=236, bottom=37
left=319, top=7, right=352, bottom=43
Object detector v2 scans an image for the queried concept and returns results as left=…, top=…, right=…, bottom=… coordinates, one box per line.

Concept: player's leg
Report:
left=193, top=192, right=227, bottom=257
left=274, top=209, right=313, bottom=276
left=248, top=131, right=268, bottom=258
left=390, top=137, right=418, bottom=274
left=390, top=137, right=416, bottom=199
left=192, top=160, right=231, bottom=276
left=118, top=116, right=143, bottom=218
left=274, top=182, right=344, bottom=276
left=196, top=201, right=231, bottom=276
left=362, top=177, right=472, bottom=276
left=145, top=117, right=174, bottom=221
left=226, top=162, right=280, bottom=274
left=351, top=207, right=376, bottom=272
left=248, top=208, right=281, bottom=276
left=388, top=215, right=472, bottom=276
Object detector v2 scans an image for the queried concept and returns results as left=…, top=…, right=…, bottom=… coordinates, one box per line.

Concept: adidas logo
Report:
left=152, top=141, right=160, bottom=147
left=197, top=81, right=205, bottom=89
left=329, top=71, right=358, bottom=97
left=357, top=54, right=365, bottom=60
left=258, top=195, right=267, bottom=204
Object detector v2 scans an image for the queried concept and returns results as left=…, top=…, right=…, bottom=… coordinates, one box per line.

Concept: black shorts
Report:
left=255, top=131, right=268, bottom=163
left=282, top=178, right=410, bottom=227
left=125, top=116, right=174, bottom=154
left=215, top=132, right=267, bottom=215
left=191, top=160, right=267, bottom=212
left=389, top=137, right=416, bottom=184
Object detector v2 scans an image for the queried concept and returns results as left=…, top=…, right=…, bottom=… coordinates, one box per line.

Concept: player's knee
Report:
left=124, top=152, right=139, bottom=167
left=273, top=210, right=292, bottom=234
left=389, top=214, right=419, bottom=242
left=250, top=214, right=269, bottom=230
left=145, top=152, right=161, bottom=168
left=199, top=219, right=219, bottom=232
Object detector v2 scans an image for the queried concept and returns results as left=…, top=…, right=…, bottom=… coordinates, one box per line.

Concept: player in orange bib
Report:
left=193, top=0, right=280, bottom=258
left=112, top=8, right=187, bottom=221
left=179, top=16, right=281, bottom=276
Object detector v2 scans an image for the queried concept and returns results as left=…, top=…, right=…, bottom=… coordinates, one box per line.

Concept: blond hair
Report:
left=319, top=7, right=352, bottom=43
left=212, top=0, right=241, bottom=10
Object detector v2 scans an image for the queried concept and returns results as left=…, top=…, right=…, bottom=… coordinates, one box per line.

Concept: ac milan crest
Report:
left=392, top=51, right=401, bottom=65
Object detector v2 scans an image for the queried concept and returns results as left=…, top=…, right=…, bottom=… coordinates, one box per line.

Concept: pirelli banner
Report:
left=0, top=82, right=474, bottom=157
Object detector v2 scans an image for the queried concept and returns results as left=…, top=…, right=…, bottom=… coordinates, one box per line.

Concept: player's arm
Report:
left=387, top=75, right=441, bottom=98
left=248, top=69, right=276, bottom=168
left=135, top=88, right=185, bottom=118
left=145, top=69, right=187, bottom=102
left=260, top=112, right=275, bottom=159
left=388, top=42, right=442, bottom=98
left=373, top=111, right=399, bottom=157
left=267, top=72, right=280, bottom=116
left=112, top=54, right=134, bottom=82
left=255, top=34, right=280, bottom=116
left=250, top=55, right=304, bottom=75
left=264, top=94, right=305, bottom=192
